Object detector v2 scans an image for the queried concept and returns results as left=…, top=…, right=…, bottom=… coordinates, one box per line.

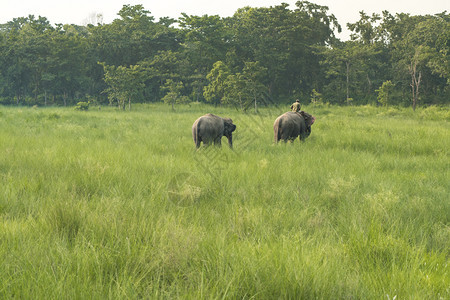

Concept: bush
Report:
left=74, top=101, right=89, bottom=111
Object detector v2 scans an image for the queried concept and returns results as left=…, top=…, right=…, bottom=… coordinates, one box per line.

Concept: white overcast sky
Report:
left=1, top=0, right=449, bottom=39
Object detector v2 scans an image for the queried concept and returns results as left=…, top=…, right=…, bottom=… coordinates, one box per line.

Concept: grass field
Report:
left=0, top=103, right=448, bottom=299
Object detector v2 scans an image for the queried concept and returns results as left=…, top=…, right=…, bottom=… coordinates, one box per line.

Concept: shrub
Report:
left=376, top=80, right=395, bottom=107
left=75, top=101, right=89, bottom=111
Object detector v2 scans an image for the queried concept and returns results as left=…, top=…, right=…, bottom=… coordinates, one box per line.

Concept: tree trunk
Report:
left=410, top=75, right=415, bottom=111
left=34, top=79, right=39, bottom=102
left=409, top=60, right=422, bottom=112
left=366, top=74, right=372, bottom=97
left=415, top=71, right=421, bottom=110
left=128, top=96, right=131, bottom=111
left=346, top=61, right=350, bottom=105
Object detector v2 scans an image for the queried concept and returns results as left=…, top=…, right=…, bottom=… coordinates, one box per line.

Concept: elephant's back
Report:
left=278, top=112, right=304, bottom=136
left=283, top=111, right=303, bottom=121
left=277, top=112, right=299, bottom=126
left=193, top=114, right=218, bottom=127
left=196, top=114, right=224, bottom=136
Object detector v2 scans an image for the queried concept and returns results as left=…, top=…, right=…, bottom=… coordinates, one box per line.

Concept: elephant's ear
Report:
left=223, top=119, right=236, bottom=135
left=300, top=111, right=315, bottom=126
left=223, top=118, right=235, bottom=129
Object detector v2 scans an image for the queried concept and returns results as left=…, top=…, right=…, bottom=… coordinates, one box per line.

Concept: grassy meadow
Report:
left=0, top=103, right=448, bottom=299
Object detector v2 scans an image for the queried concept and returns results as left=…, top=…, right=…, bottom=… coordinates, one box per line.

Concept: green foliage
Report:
left=101, top=63, right=145, bottom=110
left=0, top=104, right=448, bottom=298
left=0, top=4, right=448, bottom=108
left=376, top=80, right=395, bottom=106
left=161, top=79, right=189, bottom=110
left=179, top=14, right=229, bottom=76
left=310, top=89, right=323, bottom=105
left=223, top=73, right=247, bottom=109
left=74, top=101, right=89, bottom=111
left=203, top=61, right=230, bottom=105
left=221, top=61, right=268, bottom=112
left=240, top=61, right=268, bottom=112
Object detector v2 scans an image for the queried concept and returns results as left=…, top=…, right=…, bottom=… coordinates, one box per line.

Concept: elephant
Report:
left=192, top=113, right=236, bottom=148
left=273, top=111, right=315, bottom=143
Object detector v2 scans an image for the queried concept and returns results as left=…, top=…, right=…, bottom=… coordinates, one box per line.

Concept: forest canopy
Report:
left=0, top=2, right=448, bottom=109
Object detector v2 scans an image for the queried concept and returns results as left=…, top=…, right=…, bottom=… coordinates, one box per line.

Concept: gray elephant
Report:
left=273, top=111, right=315, bottom=143
left=192, top=113, right=236, bottom=148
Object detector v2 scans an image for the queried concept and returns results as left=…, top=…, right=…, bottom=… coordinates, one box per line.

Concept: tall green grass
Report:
left=0, top=104, right=448, bottom=298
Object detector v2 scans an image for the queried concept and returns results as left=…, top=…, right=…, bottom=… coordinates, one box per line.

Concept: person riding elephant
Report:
left=273, top=111, right=315, bottom=143
left=192, top=113, right=236, bottom=149
left=290, top=99, right=301, bottom=112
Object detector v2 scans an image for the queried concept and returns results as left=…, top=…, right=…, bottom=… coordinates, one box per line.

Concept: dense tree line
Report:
left=0, top=2, right=448, bottom=109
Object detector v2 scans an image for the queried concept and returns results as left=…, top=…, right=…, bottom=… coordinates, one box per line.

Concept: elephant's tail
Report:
left=192, top=124, right=198, bottom=144
left=192, top=122, right=201, bottom=148
left=274, top=119, right=281, bottom=143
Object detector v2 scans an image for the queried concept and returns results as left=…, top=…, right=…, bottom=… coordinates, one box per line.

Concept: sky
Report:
left=1, top=0, right=449, bottom=39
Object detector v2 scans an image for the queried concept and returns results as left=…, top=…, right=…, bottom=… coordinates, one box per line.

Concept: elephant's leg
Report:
left=214, top=137, right=222, bottom=147
left=227, top=136, right=233, bottom=149
left=299, top=132, right=307, bottom=141
left=196, top=137, right=202, bottom=148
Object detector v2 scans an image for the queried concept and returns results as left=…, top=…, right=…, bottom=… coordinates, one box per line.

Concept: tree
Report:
left=161, top=79, right=189, bottom=110
left=424, top=13, right=450, bottom=83
left=178, top=14, right=230, bottom=86
left=0, top=4, right=448, bottom=107
left=380, top=12, right=449, bottom=108
left=223, top=73, right=248, bottom=110
left=138, top=50, right=187, bottom=102
left=50, top=25, right=90, bottom=106
left=230, top=2, right=340, bottom=101
left=87, top=5, right=179, bottom=67
left=310, top=89, right=323, bottom=106
left=241, top=61, right=267, bottom=113
left=376, top=80, right=395, bottom=106
left=407, top=15, right=449, bottom=107
left=203, top=61, right=230, bottom=106
left=409, top=47, right=425, bottom=110
left=322, top=41, right=376, bottom=104
left=3, top=16, right=54, bottom=104
left=288, top=1, right=341, bottom=98
left=347, top=11, right=381, bottom=45
left=101, top=63, right=145, bottom=110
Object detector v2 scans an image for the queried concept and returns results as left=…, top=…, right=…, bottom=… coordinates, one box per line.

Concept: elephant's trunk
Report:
left=227, top=135, right=233, bottom=149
